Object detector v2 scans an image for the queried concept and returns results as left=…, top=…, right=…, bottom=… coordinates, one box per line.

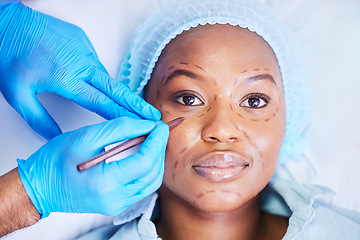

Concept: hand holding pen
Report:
left=17, top=117, right=170, bottom=217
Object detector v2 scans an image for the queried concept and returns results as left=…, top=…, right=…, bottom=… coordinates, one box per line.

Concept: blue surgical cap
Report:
left=117, top=0, right=309, bottom=164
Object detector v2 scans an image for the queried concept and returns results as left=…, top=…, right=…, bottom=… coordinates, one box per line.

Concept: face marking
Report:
left=160, top=75, right=166, bottom=85
left=159, top=103, right=163, bottom=109
left=242, top=131, right=250, bottom=141
left=157, top=90, right=160, bottom=100
left=253, top=68, right=260, bottom=71
left=146, top=24, right=286, bottom=215
left=165, top=110, right=171, bottom=115
left=196, top=193, right=205, bottom=199
left=168, top=65, right=174, bottom=70
left=195, top=65, right=206, bottom=72
left=180, top=147, right=187, bottom=154
left=250, top=118, right=258, bottom=122
left=237, top=113, right=244, bottom=119
left=174, top=161, right=179, bottom=169
left=264, top=68, right=270, bottom=71
left=220, top=189, right=231, bottom=193
left=264, top=118, right=271, bottom=122
left=206, top=190, right=216, bottom=193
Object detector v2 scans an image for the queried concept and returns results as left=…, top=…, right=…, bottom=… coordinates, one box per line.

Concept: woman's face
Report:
left=145, top=24, right=286, bottom=212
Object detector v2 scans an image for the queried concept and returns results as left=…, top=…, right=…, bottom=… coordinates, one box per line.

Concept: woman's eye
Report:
left=175, top=94, right=203, bottom=106
left=240, top=93, right=269, bottom=108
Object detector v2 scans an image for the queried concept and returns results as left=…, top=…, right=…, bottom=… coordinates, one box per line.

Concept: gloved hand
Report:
left=0, top=2, right=160, bottom=140
left=17, top=117, right=169, bottom=217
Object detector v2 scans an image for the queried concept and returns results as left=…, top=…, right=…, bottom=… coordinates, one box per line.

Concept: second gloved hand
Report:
left=0, top=2, right=160, bottom=140
left=17, top=117, right=169, bottom=218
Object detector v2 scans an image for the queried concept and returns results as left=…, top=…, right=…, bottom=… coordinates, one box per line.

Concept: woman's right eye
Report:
left=174, top=92, right=204, bottom=106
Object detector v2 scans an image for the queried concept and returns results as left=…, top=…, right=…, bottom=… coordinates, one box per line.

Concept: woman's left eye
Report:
left=240, top=93, right=270, bottom=108
left=174, top=93, right=203, bottom=106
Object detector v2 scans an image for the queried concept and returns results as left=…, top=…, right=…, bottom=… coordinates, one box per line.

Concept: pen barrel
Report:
left=77, top=135, right=147, bottom=172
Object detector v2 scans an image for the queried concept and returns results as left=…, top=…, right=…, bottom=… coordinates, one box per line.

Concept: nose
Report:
left=201, top=105, right=242, bottom=143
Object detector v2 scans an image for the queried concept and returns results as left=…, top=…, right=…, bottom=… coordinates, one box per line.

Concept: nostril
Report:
left=228, top=137, right=239, bottom=142
left=209, top=137, right=218, bottom=141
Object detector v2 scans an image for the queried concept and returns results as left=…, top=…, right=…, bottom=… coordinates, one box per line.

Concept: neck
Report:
left=155, top=187, right=264, bottom=240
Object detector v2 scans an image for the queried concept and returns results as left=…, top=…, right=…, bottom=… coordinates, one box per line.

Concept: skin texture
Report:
left=0, top=168, right=40, bottom=237
left=145, top=24, right=288, bottom=240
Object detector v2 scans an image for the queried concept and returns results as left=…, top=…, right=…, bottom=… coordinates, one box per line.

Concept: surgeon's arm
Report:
left=0, top=168, right=40, bottom=237
left=0, top=117, right=168, bottom=237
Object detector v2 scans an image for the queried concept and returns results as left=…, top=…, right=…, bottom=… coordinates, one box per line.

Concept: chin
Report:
left=188, top=191, right=256, bottom=213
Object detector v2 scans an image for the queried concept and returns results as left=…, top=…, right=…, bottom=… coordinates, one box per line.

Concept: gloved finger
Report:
left=74, top=117, right=157, bottom=154
left=88, top=68, right=161, bottom=120
left=3, top=87, right=62, bottom=140
left=106, top=121, right=169, bottom=182
left=54, top=75, right=139, bottom=120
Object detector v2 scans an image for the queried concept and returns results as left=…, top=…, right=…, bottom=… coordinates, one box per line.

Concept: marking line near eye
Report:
left=160, top=75, right=166, bottom=85
left=195, top=65, right=207, bottom=72
left=179, top=62, right=189, bottom=65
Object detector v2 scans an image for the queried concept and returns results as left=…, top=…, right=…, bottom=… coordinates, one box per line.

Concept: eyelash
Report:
left=172, top=91, right=271, bottom=108
left=172, top=91, right=204, bottom=106
left=240, top=92, right=270, bottom=109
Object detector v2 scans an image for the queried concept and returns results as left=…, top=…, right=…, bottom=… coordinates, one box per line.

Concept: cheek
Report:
left=162, top=123, right=199, bottom=183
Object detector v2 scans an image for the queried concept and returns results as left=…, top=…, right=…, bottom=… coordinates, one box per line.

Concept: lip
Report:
left=192, top=152, right=249, bottom=182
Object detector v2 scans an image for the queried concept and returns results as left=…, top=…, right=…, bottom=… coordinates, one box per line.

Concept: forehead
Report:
left=160, top=24, right=278, bottom=65
left=153, top=24, right=281, bottom=86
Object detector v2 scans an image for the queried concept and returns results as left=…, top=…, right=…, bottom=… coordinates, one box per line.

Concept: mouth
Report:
left=192, top=152, right=249, bottom=182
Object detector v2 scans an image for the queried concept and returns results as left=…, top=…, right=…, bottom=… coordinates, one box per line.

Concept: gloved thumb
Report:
left=4, top=87, right=62, bottom=140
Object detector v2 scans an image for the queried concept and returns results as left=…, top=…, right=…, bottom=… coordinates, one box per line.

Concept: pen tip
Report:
left=167, top=117, right=185, bottom=130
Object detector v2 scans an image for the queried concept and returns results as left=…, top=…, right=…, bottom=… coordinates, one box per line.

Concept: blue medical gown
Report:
left=77, top=178, right=360, bottom=239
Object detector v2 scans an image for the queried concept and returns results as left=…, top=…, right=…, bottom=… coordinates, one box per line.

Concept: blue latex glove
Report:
left=17, top=117, right=169, bottom=217
left=0, top=2, right=160, bottom=140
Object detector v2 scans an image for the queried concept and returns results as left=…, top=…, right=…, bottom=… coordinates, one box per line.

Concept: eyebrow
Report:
left=245, top=74, right=277, bottom=86
left=163, top=69, right=203, bottom=86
